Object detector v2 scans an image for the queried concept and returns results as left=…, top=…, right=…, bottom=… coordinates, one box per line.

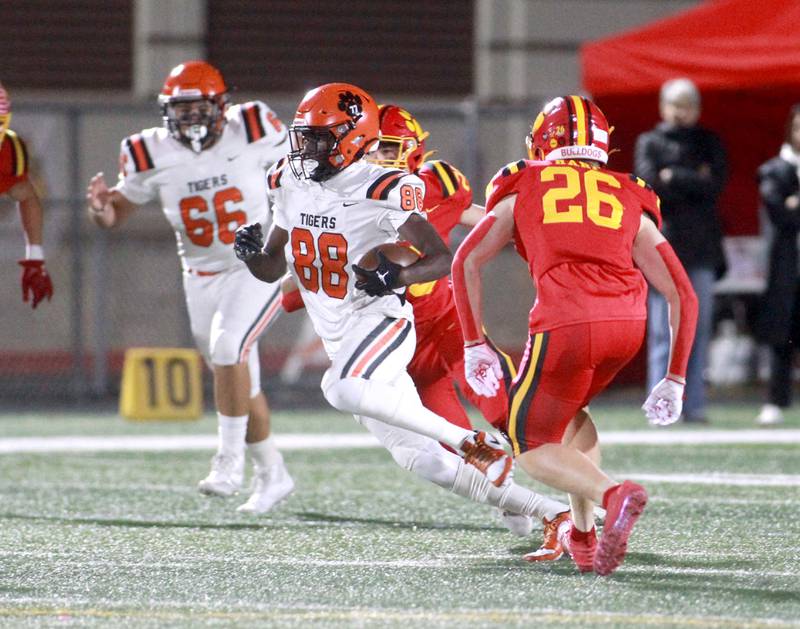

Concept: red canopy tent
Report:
left=581, top=0, right=800, bottom=235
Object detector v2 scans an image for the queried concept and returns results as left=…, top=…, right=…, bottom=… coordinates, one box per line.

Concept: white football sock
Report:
left=323, top=377, right=470, bottom=450
left=451, top=459, right=567, bottom=520
left=217, top=413, right=247, bottom=458
left=247, top=436, right=283, bottom=471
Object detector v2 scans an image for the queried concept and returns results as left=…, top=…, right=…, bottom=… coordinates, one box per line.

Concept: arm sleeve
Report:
left=657, top=241, right=698, bottom=379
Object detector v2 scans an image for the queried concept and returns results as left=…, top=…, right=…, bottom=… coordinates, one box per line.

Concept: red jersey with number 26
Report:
left=407, top=160, right=473, bottom=326
left=486, top=159, right=662, bottom=333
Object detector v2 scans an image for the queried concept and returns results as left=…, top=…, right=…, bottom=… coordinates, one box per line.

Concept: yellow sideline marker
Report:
left=119, top=348, right=202, bottom=420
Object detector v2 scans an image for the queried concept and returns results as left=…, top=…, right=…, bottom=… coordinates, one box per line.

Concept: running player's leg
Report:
left=238, top=346, right=294, bottom=514
left=511, top=322, right=647, bottom=573
left=357, top=413, right=567, bottom=530
left=322, top=314, right=512, bottom=486
left=199, top=267, right=284, bottom=498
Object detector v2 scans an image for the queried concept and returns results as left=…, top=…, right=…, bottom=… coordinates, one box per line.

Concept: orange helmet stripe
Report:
left=570, top=95, right=587, bottom=146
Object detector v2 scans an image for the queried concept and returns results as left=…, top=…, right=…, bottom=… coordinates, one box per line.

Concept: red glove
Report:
left=18, top=260, right=54, bottom=309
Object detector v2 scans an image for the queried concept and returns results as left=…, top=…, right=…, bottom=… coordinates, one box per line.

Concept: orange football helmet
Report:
left=370, top=104, right=431, bottom=172
left=289, top=83, right=379, bottom=182
left=526, top=95, right=610, bottom=164
left=158, top=61, right=229, bottom=153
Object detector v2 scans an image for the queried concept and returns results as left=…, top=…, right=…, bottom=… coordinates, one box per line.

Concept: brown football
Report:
left=357, top=243, right=420, bottom=271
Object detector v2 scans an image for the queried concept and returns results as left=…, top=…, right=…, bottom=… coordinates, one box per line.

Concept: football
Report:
left=356, top=243, right=420, bottom=271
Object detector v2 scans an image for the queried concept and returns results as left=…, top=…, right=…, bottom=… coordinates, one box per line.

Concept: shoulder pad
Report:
left=626, top=173, right=662, bottom=228
left=3, top=129, right=28, bottom=177
left=485, top=159, right=531, bottom=203
left=628, top=173, right=654, bottom=192
left=122, top=132, right=155, bottom=173
left=365, top=168, right=406, bottom=201
left=267, top=157, right=290, bottom=190
left=419, top=160, right=466, bottom=200
left=236, top=101, right=287, bottom=145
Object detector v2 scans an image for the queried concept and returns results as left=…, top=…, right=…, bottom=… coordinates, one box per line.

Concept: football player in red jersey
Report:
left=452, top=96, right=698, bottom=575
left=369, top=104, right=571, bottom=556
left=0, top=82, right=54, bottom=309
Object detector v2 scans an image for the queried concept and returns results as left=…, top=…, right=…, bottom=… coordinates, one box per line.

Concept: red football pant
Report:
left=408, top=305, right=514, bottom=430
left=507, top=320, right=646, bottom=455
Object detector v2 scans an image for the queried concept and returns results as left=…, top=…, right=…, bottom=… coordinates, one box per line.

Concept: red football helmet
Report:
left=158, top=61, right=229, bottom=153
left=526, top=96, right=610, bottom=164
left=289, top=83, right=379, bottom=182
left=370, top=104, right=431, bottom=172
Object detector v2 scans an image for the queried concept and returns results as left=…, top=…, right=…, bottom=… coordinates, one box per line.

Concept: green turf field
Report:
left=0, top=403, right=798, bottom=628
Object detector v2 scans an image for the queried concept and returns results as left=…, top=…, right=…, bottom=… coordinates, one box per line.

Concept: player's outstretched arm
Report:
left=634, top=215, right=698, bottom=425
left=9, top=178, right=54, bottom=308
left=236, top=223, right=288, bottom=283
left=395, top=213, right=452, bottom=286
left=451, top=195, right=515, bottom=397
left=451, top=195, right=515, bottom=345
left=86, top=172, right=138, bottom=229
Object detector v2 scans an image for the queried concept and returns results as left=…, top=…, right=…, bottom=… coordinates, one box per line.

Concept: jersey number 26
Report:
left=541, top=166, right=623, bottom=230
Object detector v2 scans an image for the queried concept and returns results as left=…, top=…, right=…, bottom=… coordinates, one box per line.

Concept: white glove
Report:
left=642, top=378, right=685, bottom=426
left=464, top=343, right=503, bottom=397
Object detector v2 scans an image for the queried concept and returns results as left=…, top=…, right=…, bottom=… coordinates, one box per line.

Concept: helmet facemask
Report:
left=160, top=95, right=227, bottom=153
left=370, top=136, right=420, bottom=171
left=289, top=123, right=351, bottom=182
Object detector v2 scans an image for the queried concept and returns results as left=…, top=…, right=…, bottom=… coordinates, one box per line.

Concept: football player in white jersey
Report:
left=235, top=82, right=515, bottom=503
left=86, top=61, right=293, bottom=514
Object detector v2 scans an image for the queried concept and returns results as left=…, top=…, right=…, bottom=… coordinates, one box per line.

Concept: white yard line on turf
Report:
left=1, top=429, right=800, bottom=454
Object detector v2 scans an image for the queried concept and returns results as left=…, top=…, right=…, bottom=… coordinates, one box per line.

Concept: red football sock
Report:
left=570, top=526, right=595, bottom=542
left=602, top=484, right=621, bottom=510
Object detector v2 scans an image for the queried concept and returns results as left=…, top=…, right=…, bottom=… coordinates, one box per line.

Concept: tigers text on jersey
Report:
left=486, top=159, right=663, bottom=333
left=268, top=159, right=425, bottom=352
left=0, top=129, right=28, bottom=194
left=116, top=101, right=289, bottom=272
left=407, top=159, right=473, bottom=327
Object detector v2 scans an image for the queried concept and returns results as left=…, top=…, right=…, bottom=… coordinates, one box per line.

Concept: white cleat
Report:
left=756, top=404, right=784, bottom=426
left=236, top=462, right=295, bottom=514
left=497, top=508, right=534, bottom=537
left=197, top=453, right=245, bottom=497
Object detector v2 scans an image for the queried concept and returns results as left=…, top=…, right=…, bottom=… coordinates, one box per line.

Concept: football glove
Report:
left=352, top=251, right=401, bottom=296
left=18, top=260, right=53, bottom=309
left=234, top=223, right=264, bottom=262
left=464, top=342, right=503, bottom=397
left=642, top=377, right=685, bottom=426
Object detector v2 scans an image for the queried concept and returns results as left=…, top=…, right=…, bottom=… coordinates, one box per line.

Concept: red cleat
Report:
left=522, top=510, right=571, bottom=562
left=563, top=525, right=597, bottom=573
left=593, top=480, right=648, bottom=576
left=460, top=431, right=513, bottom=487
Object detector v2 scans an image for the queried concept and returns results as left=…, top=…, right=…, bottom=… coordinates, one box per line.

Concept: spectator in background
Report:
left=635, top=78, right=727, bottom=424
left=753, top=104, right=800, bottom=426
left=0, top=82, right=53, bottom=309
